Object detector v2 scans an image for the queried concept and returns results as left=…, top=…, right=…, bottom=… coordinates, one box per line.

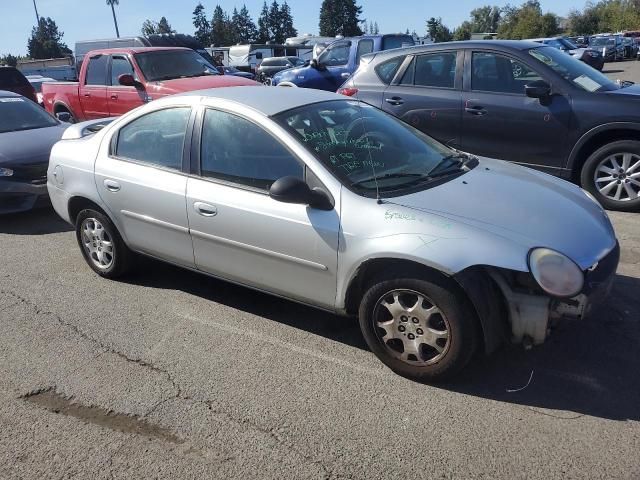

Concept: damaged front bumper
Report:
left=490, top=242, right=620, bottom=346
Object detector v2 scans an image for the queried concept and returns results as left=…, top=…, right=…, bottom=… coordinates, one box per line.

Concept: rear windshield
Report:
left=0, top=97, right=58, bottom=133
left=0, top=68, right=29, bottom=88
left=382, top=35, right=415, bottom=50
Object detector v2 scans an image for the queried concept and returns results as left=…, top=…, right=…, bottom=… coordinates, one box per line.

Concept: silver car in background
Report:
left=47, top=87, right=619, bottom=381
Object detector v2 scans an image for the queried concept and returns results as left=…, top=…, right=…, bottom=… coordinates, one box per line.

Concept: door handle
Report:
left=83, top=93, right=91, bottom=98
left=385, top=97, right=404, bottom=106
left=110, top=94, right=118, bottom=100
left=193, top=202, right=217, bottom=217
left=103, top=179, right=121, bottom=192
left=465, top=106, right=487, bottom=116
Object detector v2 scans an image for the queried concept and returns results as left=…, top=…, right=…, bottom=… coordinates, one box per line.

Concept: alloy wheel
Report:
left=373, top=289, right=450, bottom=365
left=594, top=152, right=640, bottom=202
left=80, top=218, right=115, bottom=270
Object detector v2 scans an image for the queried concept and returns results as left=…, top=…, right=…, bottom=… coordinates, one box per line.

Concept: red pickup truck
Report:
left=43, top=47, right=257, bottom=122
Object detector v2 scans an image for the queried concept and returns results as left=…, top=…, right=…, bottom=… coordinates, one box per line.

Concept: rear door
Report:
left=79, top=54, right=109, bottom=119
left=381, top=50, right=463, bottom=148
left=95, top=106, right=196, bottom=267
left=108, top=54, right=146, bottom=116
left=460, top=49, right=572, bottom=169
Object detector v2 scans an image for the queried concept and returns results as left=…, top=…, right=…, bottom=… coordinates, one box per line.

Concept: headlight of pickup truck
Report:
left=0, top=167, right=14, bottom=177
left=529, top=248, right=584, bottom=298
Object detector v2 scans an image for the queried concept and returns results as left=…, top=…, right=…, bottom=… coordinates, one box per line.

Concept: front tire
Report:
left=581, top=140, right=640, bottom=211
left=75, top=209, right=133, bottom=278
left=358, top=277, right=478, bottom=381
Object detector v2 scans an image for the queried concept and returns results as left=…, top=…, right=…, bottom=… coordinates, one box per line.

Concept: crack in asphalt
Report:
left=1, top=289, right=335, bottom=479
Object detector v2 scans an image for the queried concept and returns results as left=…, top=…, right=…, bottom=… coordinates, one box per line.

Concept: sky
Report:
left=3, top=0, right=585, bottom=56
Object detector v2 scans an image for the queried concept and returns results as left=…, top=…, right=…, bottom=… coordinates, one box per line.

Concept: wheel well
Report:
left=344, top=258, right=454, bottom=315
left=571, top=129, right=640, bottom=182
left=68, top=197, right=106, bottom=225
left=53, top=103, right=69, bottom=114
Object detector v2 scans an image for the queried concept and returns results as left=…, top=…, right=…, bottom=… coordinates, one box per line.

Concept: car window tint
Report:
left=319, top=42, right=351, bottom=66
left=85, top=55, right=108, bottom=86
left=472, top=52, right=541, bottom=94
left=115, top=107, right=190, bottom=169
left=413, top=52, right=457, bottom=88
left=356, top=39, right=374, bottom=63
left=375, top=56, right=405, bottom=84
left=400, top=57, right=415, bottom=85
left=110, top=56, right=135, bottom=86
left=201, top=109, right=303, bottom=190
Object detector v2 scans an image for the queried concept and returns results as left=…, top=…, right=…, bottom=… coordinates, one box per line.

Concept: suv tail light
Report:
left=338, top=87, right=358, bottom=97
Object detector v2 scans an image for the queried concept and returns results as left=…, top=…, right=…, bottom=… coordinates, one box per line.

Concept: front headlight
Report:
left=0, top=167, right=14, bottom=177
left=529, top=248, right=584, bottom=298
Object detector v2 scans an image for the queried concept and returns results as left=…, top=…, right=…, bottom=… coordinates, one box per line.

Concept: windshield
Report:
left=134, top=50, right=219, bottom=81
left=290, top=57, right=305, bottom=66
left=528, top=46, right=618, bottom=92
left=273, top=100, right=465, bottom=196
left=0, top=97, right=58, bottom=133
left=591, top=37, right=614, bottom=47
left=558, top=38, right=578, bottom=50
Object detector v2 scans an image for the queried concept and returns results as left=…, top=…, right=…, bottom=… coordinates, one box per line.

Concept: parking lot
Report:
left=0, top=60, right=639, bottom=479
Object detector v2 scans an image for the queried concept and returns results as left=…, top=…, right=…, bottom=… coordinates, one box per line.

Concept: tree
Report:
left=257, top=1, right=270, bottom=42
left=426, top=17, right=452, bottom=43
left=453, top=21, right=472, bottom=40
left=567, top=0, right=640, bottom=35
left=469, top=5, right=501, bottom=33
left=233, top=5, right=259, bottom=43
left=27, top=17, right=72, bottom=59
left=497, top=1, right=559, bottom=39
left=193, top=3, right=211, bottom=46
left=157, top=16, right=175, bottom=34
left=0, top=54, right=19, bottom=67
left=141, top=19, right=158, bottom=36
left=106, top=0, right=120, bottom=38
left=268, top=1, right=283, bottom=43
left=373, top=21, right=379, bottom=34
left=279, top=1, right=298, bottom=41
left=319, top=0, right=364, bottom=37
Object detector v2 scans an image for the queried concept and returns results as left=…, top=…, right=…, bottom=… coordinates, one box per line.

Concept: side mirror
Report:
left=269, top=176, right=333, bottom=210
left=118, top=74, right=141, bottom=88
left=525, top=80, right=551, bottom=99
left=56, top=111, right=71, bottom=122
left=311, top=58, right=325, bottom=70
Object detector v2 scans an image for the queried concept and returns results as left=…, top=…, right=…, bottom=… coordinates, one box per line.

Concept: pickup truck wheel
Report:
left=75, top=209, right=132, bottom=278
left=358, top=277, right=477, bottom=382
left=56, top=108, right=76, bottom=124
left=581, top=140, right=640, bottom=211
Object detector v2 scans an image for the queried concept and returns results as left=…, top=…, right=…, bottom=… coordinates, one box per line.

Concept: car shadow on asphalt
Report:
left=602, top=69, right=625, bottom=74
left=127, top=258, right=640, bottom=422
left=0, top=206, right=72, bottom=235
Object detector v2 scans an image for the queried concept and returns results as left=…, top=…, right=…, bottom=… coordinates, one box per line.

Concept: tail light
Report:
left=338, top=87, right=358, bottom=97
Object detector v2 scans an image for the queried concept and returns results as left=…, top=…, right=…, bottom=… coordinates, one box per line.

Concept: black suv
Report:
left=0, top=66, right=37, bottom=103
left=340, top=41, right=640, bottom=211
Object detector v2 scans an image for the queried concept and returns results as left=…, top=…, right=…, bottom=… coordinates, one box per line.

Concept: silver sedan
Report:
left=47, top=86, right=619, bottom=381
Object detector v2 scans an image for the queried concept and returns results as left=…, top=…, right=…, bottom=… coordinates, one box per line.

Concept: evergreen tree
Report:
left=426, top=17, right=452, bottom=42
left=363, top=20, right=369, bottom=35
left=27, top=17, right=72, bottom=59
left=211, top=5, right=228, bottom=46
left=319, top=0, right=363, bottom=37
left=157, top=16, right=175, bottom=34
left=268, top=1, right=282, bottom=43
left=373, top=21, right=379, bottom=34
left=234, top=5, right=259, bottom=43
left=279, top=1, right=297, bottom=41
left=141, top=19, right=158, bottom=36
left=0, top=54, right=19, bottom=67
left=257, top=1, right=271, bottom=43
left=193, top=3, right=211, bottom=46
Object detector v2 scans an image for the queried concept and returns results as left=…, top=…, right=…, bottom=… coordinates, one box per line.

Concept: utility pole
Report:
left=32, top=0, right=41, bottom=25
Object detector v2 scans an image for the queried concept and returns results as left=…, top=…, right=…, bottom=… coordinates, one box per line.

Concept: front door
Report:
left=95, top=106, right=195, bottom=267
left=382, top=50, right=463, bottom=148
left=460, top=50, right=573, bottom=170
left=313, top=40, right=353, bottom=91
left=186, top=107, right=340, bottom=308
left=108, top=54, right=146, bottom=116
left=79, top=54, right=108, bottom=119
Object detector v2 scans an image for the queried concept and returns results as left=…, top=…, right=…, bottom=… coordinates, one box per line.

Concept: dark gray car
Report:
left=0, top=90, right=67, bottom=214
left=256, top=56, right=305, bottom=80
left=340, top=41, right=640, bottom=211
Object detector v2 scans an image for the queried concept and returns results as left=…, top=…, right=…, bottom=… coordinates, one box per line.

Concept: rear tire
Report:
left=75, top=209, right=133, bottom=278
left=581, top=140, right=640, bottom=212
left=358, top=276, right=478, bottom=382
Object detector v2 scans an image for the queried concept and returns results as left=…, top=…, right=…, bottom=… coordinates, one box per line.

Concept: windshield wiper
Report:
left=427, top=153, right=470, bottom=177
left=351, top=172, right=430, bottom=188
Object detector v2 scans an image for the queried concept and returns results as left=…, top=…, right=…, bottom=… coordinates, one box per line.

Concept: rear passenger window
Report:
left=200, top=109, right=303, bottom=190
left=85, top=55, right=109, bottom=86
left=375, top=56, right=405, bottom=84
left=400, top=52, right=457, bottom=89
left=115, top=107, right=191, bottom=170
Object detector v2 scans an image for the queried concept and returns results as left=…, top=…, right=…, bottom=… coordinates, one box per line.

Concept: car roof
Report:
left=88, top=46, right=190, bottom=55
left=181, top=86, right=345, bottom=116
left=0, top=90, right=21, bottom=98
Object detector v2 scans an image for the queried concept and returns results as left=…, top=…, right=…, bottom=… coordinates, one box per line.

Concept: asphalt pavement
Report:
left=0, top=59, right=639, bottom=479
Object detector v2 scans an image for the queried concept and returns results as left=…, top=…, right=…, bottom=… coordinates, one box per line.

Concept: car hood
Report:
left=389, top=158, right=616, bottom=270
left=151, top=75, right=258, bottom=94
left=604, top=84, right=640, bottom=97
left=273, top=66, right=305, bottom=81
left=0, top=123, right=67, bottom=166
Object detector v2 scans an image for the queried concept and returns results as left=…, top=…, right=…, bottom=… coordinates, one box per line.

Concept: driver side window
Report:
left=471, top=52, right=542, bottom=94
left=319, top=42, right=352, bottom=66
left=200, top=109, right=304, bottom=190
